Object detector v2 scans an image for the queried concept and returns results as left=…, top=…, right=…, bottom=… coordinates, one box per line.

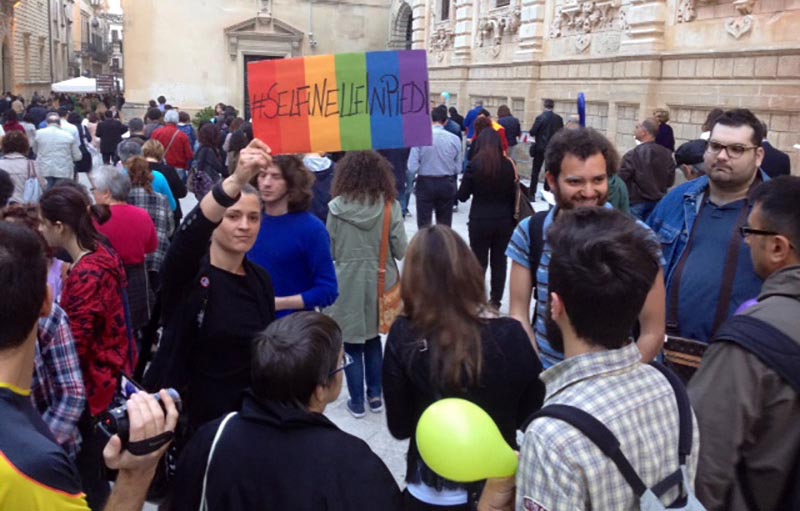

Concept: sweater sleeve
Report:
left=383, top=320, right=417, bottom=440
left=299, top=219, right=339, bottom=309
left=389, top=201, right=407, bottom=262
left=456, top=164, right=474, bottom=202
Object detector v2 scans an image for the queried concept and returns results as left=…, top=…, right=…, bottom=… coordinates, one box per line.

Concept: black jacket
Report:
left=761, top=141, right=791, bottom=178
left=168, top=394, right=401, bottom=511
left=383, top=316, right=545, bottom=491
left=95, top=119, right=128, bottom=154
left=457, top=157, right=517, bottom=220
left=529, top=110, right=564, bottom=153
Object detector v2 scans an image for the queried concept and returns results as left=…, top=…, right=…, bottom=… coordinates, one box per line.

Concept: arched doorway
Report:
left=389, top=2, right=413, bottom=50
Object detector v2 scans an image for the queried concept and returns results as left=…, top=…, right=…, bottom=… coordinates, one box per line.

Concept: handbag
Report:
left=23, top=160, right=43, bottom=203
left=188, top=147, right=220, bottom=200
left=510, top=157, right=534, bottom=222
left=378, top=201, right=403, bottom=335
left=74, top=126, right=93, bottom=173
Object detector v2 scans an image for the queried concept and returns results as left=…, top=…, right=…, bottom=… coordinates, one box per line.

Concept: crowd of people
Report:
left=0, top=89, right=798, bottom=511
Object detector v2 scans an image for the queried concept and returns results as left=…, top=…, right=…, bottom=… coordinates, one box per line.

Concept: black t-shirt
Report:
left=187, top=267, right=271, bottom=428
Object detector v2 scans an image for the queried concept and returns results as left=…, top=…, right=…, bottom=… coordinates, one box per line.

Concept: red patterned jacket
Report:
left=61, top=244, right=136, bottom=416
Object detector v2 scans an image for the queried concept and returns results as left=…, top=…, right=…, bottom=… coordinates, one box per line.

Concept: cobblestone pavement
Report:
left=136, top=170, right=547, bottom=508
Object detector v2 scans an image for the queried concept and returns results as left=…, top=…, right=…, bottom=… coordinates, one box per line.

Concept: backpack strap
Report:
left=531, top=404, right=649, bottom=498
left=713, top=314, right=800, bottom=394
left=527, top=210, right=548, bottom=288
left=649, top=361, right=693, bottom=464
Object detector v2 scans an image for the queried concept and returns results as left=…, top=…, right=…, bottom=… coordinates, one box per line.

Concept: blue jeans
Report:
left=630, top=201, right=657, bottom=222
left=343, top=336, right=383, bottom=408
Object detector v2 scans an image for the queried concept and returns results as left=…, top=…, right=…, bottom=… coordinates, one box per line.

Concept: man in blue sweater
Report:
left=248, top=155, right=338, bottom=318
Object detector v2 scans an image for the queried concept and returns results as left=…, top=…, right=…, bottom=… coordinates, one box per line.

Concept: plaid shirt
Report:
left=128, top=187, right=174, bottom=274
left=31, top=302, right=86, bottom=460
left=516, top=343, right=699, bottom=510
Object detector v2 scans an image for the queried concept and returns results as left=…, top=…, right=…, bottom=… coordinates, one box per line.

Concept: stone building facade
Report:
left=72, top=0, right=113, bottom=77
left=1, top=0, right=74, bottom=97
left=122, top=0, right=395, bottom=115
left=402, top=0, right=800, bottom=171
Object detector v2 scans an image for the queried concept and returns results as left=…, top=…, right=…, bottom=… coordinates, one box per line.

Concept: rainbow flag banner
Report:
left=248, top=50, right=432, bottom=155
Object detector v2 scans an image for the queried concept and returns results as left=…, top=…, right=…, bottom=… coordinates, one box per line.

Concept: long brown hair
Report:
left=401, top=225, right=485, bottom=390
left=471, top=128, right=504, bottom=179
left=331, top=151, right=397, bottom=204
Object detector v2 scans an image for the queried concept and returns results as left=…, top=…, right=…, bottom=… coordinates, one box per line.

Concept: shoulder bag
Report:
left=188, top=147, right=218, bottom=200
left=23, top=160, right=43, bottom=203
left=74, top=126, right=93, bottom=173
left=198, top=412, right=237, bottom=511
left=510, top=157, right=534, bottom=222
left=378, top=202, right=403, bottom=334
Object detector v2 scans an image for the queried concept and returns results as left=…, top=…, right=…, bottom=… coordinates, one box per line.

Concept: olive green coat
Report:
left=325, top=196, right=407, bottom=343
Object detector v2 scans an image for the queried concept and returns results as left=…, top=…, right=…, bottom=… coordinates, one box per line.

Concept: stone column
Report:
left=619, top=0, right=667, bottom=54
left=516, top=0, right=545, bottom=60
left=410, top=0, right=428, bottom=50
left=452, top=0, right=473, bottom=63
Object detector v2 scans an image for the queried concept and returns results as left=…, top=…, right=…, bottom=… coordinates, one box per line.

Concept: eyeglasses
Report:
left=739, top=226, right=779, bottom=238
left=329, top=352, right=354, bottom=376
left=706, top=141, right=759, bottom=159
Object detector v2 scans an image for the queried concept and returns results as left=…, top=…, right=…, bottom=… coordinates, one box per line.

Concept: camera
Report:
left=96, top=388, right=182, bottom=447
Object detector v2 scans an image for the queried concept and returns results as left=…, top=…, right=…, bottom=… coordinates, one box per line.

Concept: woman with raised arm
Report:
left=144, top=138, right=276, bottom=432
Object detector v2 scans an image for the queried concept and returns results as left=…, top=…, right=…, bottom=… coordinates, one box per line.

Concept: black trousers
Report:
left=415, top=175, right=457, bottom=229
left=468, top=217, right=516, bottom=305
left=102, top=152, right=119, bottom=165
left=76, top=411, right=111, bottom=511
left=531, top=148, right=549, bottom=191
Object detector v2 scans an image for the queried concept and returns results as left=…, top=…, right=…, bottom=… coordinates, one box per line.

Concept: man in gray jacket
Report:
left=689, top=175, right=800, bottom=511
left=34, top=113, right=81, bottom=189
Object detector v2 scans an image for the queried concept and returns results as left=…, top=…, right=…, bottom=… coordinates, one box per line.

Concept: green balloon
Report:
left=416, top=398, right=518, bottom=483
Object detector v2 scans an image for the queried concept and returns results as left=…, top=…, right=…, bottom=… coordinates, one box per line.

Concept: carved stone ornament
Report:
left=476, top=4, right=522, bottom=57
left=0, top=1, right=13, bottom=43
left=726, top=0, right=755, bottom=38
left=676, top=0, right=697, bottom=23
left=550, top=0, right=624, bottom=53
left=429, top=25, right=455, bottom=61
left=725, top=14, right=752, bottom=38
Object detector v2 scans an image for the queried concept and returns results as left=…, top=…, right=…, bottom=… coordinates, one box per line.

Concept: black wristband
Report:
left=212, top=182, right=241, bottom=208
left=126, top=431, right=175, bottom=455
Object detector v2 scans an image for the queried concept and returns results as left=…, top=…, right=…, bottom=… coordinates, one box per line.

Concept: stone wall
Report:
left=409, top=0, right=800, bottom=173
left=10, top=0, right=53, bottom=98
left=122, top=0, right=393, bottom=112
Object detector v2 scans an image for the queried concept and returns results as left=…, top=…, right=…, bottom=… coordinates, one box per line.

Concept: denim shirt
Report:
left=647, top=171, right=770, bottom=286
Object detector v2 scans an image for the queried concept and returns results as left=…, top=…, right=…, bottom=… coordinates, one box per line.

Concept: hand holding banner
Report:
left=248, top=50, right=432, bottom=155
